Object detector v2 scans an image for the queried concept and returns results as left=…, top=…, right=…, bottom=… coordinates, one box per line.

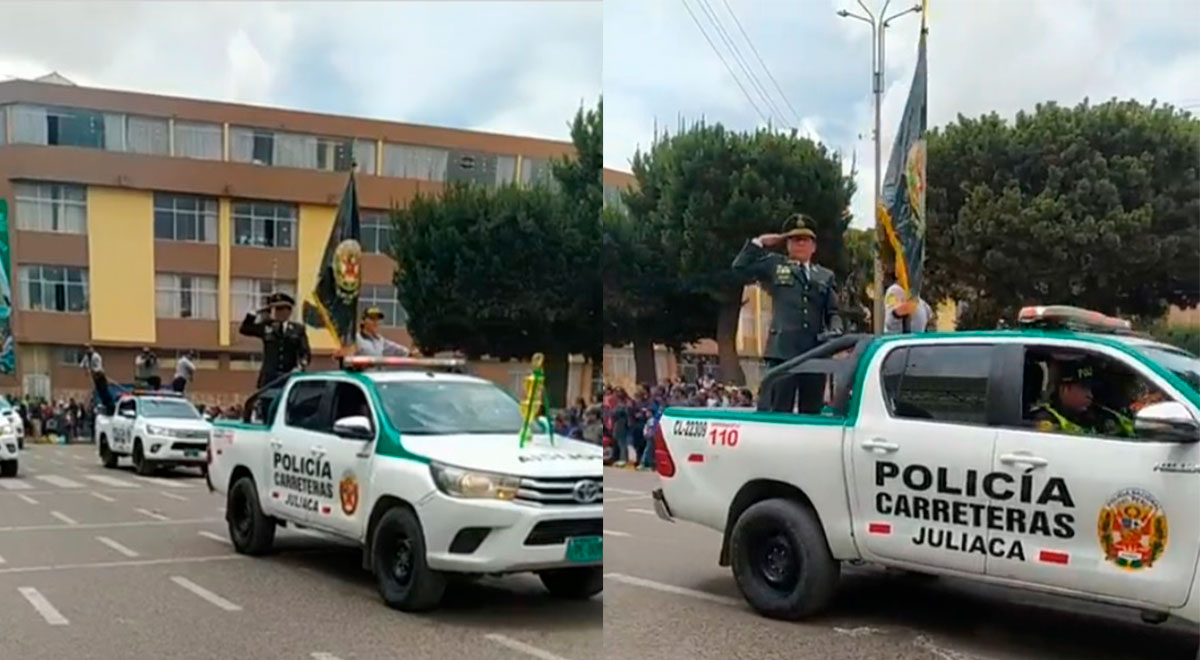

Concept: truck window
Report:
left=330, top=382, right=373, bottom=433
left=117, top=399, right=137, bottom=417
left=285, top=380, right=328, bottom=431
left=881, top=344, right=993, bottom=425
left=140, top=399, right=200, bottom=420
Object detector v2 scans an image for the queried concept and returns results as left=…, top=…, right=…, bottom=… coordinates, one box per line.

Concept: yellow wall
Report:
left=87, top=187, right=156, bottom=343
left=297, top=203, right=338, bottom=351
left=218, top=199, right=232, bottom=345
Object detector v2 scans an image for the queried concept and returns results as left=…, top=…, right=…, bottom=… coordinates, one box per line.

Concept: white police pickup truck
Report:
left=0, top=411, right=19, bottom=477
left=652, top=306, right=1200, bottom=628
left=95, top=391, right=212, bottom=475
left=206, top=356, right=604, bottom=612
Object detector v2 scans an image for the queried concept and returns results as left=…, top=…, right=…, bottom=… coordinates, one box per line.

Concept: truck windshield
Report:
left=1137, top=345, right=1200, bottom=395
left=375, top=381, right=523, bottom=434
left=141, top=399, right=201, bottom=420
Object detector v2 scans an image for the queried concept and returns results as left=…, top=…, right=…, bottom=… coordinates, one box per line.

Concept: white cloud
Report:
left=606, top=0, right=1200, bottom=229
left=0, top=1, right=600, bottom=142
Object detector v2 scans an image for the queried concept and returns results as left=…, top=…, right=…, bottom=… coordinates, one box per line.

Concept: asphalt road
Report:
left=602, top=466, right=1200, bottom=660
left=0, top=443, right=601, bottom=660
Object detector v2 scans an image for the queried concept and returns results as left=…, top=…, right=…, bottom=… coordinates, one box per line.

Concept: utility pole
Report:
left=837, top=1, right=922, bottom=333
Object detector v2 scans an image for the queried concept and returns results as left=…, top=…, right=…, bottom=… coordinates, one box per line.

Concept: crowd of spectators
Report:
left=7, top=395, right=95, bottom=442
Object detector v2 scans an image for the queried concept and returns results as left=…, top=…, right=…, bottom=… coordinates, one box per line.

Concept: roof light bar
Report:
left=124, top=390, right=186, bottom=398
left=339, top=356, right=467, bottom=372
left=1017, top=305, right=1133, bottom=333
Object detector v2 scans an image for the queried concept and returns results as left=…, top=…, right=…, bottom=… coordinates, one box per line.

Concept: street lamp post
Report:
left=838, top=1, right=922, bottom=333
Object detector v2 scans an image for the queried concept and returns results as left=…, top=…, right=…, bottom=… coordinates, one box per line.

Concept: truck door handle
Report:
left=860, top=438, right=899, bottom=452
left=269, top=439, right=282, bottom=449
left=311, top=446, right=326, bottom=455
left=999, top=453, right=1048, bottom=468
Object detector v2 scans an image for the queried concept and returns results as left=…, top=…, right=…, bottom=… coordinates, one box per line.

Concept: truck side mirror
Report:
left=119, top=409, right=136, bottom=419
left=1135, top=401, right=1200, bottom=443
left=333, top=415, right=374, bottom=441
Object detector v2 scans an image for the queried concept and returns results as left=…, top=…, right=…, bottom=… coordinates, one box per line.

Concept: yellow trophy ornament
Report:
left=518, top=353, right=552, bottom=448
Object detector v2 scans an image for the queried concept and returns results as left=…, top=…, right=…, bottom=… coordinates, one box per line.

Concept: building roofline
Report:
left=0, top=78, right=573, bottom=153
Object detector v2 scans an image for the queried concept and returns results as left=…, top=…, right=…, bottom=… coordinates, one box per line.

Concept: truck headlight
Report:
left=429, top=462, right=520, bottom=500
left=145, top=425, right=176, bottom=437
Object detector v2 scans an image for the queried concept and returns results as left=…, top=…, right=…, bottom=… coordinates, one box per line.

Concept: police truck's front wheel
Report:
left=0, top=460, right=16, bottom=477
left=99, top=436, right=118, bottom=469
left=538, top=567, right=603, bottom=599
left=371, top=507, right=445, bottom=612
left=226, top=476, right=275, bottom=555
left=132, top=440, right=154, bottom=476
left=730, top=498, right=839, bottom=620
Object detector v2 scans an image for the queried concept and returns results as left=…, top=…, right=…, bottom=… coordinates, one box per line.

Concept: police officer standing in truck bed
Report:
left=239, top=292, right=311, bottom=389
left=733, top=213, right=843, bottom=413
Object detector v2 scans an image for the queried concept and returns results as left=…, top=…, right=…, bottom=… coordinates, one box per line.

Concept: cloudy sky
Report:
left=0, top=1, right=601, bottom=142
left=604, top=0, right=1200, bottom=228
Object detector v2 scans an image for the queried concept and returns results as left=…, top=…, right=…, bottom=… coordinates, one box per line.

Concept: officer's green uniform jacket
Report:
left=732, top=240, right=843, bottom=361
left=1030, top=398, right=1135, bottom=438
left=239, top=314, right=311, bottom=389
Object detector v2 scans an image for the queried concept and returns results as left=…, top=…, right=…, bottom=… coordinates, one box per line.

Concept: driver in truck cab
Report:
left=1031, top=361, right=1135, bottom=437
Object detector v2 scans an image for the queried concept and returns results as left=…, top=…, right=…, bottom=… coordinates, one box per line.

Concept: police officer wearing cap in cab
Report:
left=239, top=292, right=311, bottom=389
left=733, top=213, right=843, bottom=413
left=1031, top=362, right=1135, bottom=438
left=334, top=307, right=411, bottom=358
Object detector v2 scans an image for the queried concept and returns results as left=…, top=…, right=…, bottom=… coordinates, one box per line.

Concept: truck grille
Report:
left=170, top=441, right=208, bottom=452
left=524, top=518, right=602, bottom=545
left=174, top=430, right=210, bottom=440
left=515, top=476, right=603, bottom=506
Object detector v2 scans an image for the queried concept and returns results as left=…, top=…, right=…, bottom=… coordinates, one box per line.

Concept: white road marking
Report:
left=311, top=654, right=344, bottom=660
left=604, top=573, right=744, bottom=607
left=0, top=517, right=218, bottom=533
left=84, top=475, right=139, bottom=488
left=605, top=494, right=650, bottom=503
left=835, top=626, right=887, bottom=637
left=95, top=536, right=140, bottom=558
left=35, top=475, right=84, bottom=489
left=18, top=587, right=69, bottom=625
left=0, top=479, right=34, bottom=490
left=483, top=634, right=570, bottom=660
left=169, top=576, right=242, bottom=611
left=70, top=455, right=88, bottom=462
left=50, top=511, right=78, bottom=525
left=89, top=491, right=116, bottom=503
left=197, top=531, right=230, bottom=545
left=603, top=529, right=631, bottom=537
left=0, top=553, right=246, bottom=576
left=0, top=554, right=5, bottom=564
left=139, top=477, right=193, bottom=489
left=913, top=635, right=986, bottom=660
left=18, top=494, right=38, bottom=505
left=626, top=508, right=657, bottom=515
left=603, top=487, right=643, bottom=495
left=159, top=491, right=188, bottom=501
left=135, top=508, right=170, bottom=521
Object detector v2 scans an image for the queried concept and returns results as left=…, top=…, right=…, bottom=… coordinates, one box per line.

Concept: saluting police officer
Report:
left=239, top=292, right=311, bottom=389
left=733, top=213, right=843, bottom=413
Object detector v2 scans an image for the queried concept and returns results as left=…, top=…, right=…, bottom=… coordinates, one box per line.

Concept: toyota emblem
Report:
left=572, top=479, right=601, bottom=504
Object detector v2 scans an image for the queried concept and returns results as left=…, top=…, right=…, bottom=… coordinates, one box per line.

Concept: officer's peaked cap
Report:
left=781, top=213, right=817, bottom=240
left=267, top=292, right=295, bottom=308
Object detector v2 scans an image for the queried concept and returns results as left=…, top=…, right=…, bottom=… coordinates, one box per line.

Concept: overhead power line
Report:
left=694, top=0, right=792, bottom=129
left=679, top=0, right=771, bottom=126
left=717, top=0, right=803, bottom=127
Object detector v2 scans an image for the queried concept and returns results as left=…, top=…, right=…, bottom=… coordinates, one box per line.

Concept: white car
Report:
left=0, top=411, right=18, bottom=477
left=207, top=356, right=604, bottom=612
left=95, top=392, right=212, bottom=475
left=0, top=399, right=24, bottom=449
left=652, top=307, right=1200, bottom=628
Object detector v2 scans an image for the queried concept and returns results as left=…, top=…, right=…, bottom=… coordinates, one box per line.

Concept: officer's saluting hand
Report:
left=239, top=292, right=311, bottom=389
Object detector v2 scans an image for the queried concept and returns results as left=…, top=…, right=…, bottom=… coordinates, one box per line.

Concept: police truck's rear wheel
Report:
left=371, top=507, right=445, bottom=611
left=132, top=440, right=154, bottom=476
left=227, top=476, right=275, bottom=555
left=99, top=436, right=118, bottom=469
left=730, top=498, right=839, bottom=620
left=0, top=460, right=16, bottom=477
left=538, top=567, right=603, bottom=599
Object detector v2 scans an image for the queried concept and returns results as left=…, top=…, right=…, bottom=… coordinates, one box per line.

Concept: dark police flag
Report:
left=877, top=21, right=928, bottom=299
left=302, top=171, right=362, bottom=348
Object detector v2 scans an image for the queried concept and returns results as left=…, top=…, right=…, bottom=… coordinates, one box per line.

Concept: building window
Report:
left=232, top=201, right=296, bottom=248
left=358, top=284, right=407, bottom=327
left=603, top=185, right=625, bottom=209
left=232, top=278, right=296, bottom=319
left=354, top=139, right=377, bottom=175
left=155, top=273, right=218, bottom=319
left=154, top=193, right=217, bottom=243
left=19, top=265, right=88, bottom=312
left=9, top=105, right=106, bottom=148
left=173, top=121, right=223, bottom=160
left=496, top=155, right=517, bottom=186
left=316, top=137, right=353, bottom=172
left=229, top=351, right=263, bottom=371
left=58, top=347, right=88, bottom=366
left=126, top=115, right=169, bottom=155
left=0, top=106, right=6, bottom=145
left=361, top=211, right=393, bottom=255
left=520, top=157, right=557, bottom=188
left=161, top=350, right=221, bottom=371
left=230, top=126, right=273, bottom=165
left=14, top=182, right=87, bottom=234
left=382, top=144, right=448, bottom=181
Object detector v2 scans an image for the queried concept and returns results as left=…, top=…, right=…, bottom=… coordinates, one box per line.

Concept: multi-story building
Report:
left=0, top=74, right=593, bottom=405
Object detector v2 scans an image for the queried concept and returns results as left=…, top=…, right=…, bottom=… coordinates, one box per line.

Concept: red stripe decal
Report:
left=1039, top=550, right=1069, bottom=565
left=321, top=506, right=331, bottom=515
left=867, top=522, right=891, bottom=535
left=687, top=453, right=704, bottom=463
